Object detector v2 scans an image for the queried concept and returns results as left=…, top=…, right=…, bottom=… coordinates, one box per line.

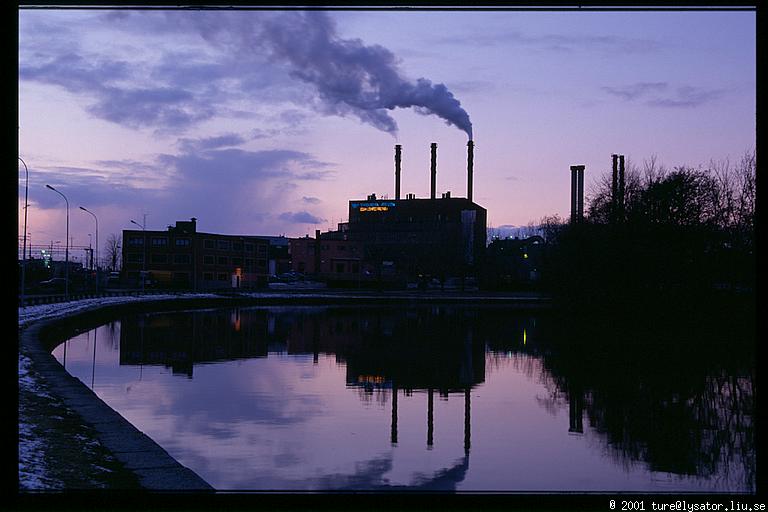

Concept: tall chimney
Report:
left=618, top=154, right=625, bottom=222
left=394, top=144, right=402, bottom=200
left=570, top=165, right=585, bottom=224
left=611, top=154, right=619, bottom=222
left=467, top=140, right=474, bottom=202
left=430, top=142, right=437, bottom=199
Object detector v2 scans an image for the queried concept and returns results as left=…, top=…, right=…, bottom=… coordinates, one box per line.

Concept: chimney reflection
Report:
left=118, top=306, right=485, bottom=453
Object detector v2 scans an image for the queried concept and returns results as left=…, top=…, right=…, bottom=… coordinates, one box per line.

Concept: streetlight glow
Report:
left=46, top=184, right=69, bottom=299
left=80, top=206, right=99, bottom=293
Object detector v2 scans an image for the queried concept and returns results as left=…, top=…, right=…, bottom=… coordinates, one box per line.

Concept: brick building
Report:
left=122, top=218, right=270, bottom=289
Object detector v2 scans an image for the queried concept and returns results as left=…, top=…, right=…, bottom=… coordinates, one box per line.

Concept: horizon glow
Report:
left=18, top=8, right=755, bottom=258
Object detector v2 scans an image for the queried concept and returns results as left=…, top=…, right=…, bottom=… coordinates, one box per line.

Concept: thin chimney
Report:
left=467, top=140, right=474, bottom=202
left=430, top=142, right=437, bottom=200
left=611, top=154, right=619, bottom=222
left=618, top=154, right=625, bottom=222
left=570, top=165, right=585, bottom=224
left=394, top=144, right=402, bottom=200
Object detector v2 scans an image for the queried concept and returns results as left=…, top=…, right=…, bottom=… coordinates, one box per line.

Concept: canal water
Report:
left=52, top=304, right=754, bottom=492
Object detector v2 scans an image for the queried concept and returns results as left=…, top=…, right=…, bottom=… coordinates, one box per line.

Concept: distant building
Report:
left=482, top=235, right=545, bottom=290
left=289, top=228, right=366, bottom=285
left=121, top=218, right=270, bottom=289
left=346, top=194, right=487, bottom=281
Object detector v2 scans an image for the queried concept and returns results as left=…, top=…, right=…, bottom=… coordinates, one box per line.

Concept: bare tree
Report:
left=104, top=233, right=121, bottom=271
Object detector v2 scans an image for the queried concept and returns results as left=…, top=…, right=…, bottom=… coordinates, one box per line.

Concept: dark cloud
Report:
left=278, top=211, right=326, bottom=224
left=179, top=11, right=473, bottom=137
left=22, top=11, right=474, bottom=136
left=302, top=196, right=321, bottom=204
left=87, top=86, right=217, bottom=129
left=19, top=52, right=130, bottom=92
left=23, top=165, right=164, bottom=211
left=158, top=147, right=333, bottom=184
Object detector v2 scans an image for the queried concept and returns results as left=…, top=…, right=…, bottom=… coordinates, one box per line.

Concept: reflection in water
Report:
left=54, top=303, right=754, bottom=491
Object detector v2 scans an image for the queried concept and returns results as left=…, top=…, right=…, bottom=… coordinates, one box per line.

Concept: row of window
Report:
left=127, top=237, right=191, bottom=247
left=125, top=253, right=267, bottom=267
left=202, top=272, right=235, bottom=282
left=127, top=236, right=267, bottom=254
left=202, top=256, right=267, bottom=267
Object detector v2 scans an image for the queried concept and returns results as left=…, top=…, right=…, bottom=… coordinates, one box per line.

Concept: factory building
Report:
left=349, top=141, right=485, bottom=281
left=122, top=218, right=270, bottom=289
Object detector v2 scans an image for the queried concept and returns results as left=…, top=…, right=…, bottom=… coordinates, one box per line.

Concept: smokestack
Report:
left=467, top=140, right=474, bottom=202
left=618, top=155, right=625, bottom=222
left=611, top=154, right=618, bottom=221
left=394, top=144, right=402, bottom=200
left=430, top=142, right=437, bottom=199
left=570, top=165, right=585, bottom=224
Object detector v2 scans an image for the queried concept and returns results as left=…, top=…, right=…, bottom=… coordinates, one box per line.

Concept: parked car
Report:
left=106, top=272, right=121, bottom=287
left=277, top=271, right=305, bottom=282
left=38, top=277, right=70, bottom=292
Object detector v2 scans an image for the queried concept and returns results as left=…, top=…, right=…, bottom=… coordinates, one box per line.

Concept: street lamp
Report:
left=19, top=157, right=29, bottom=307
left=130, top=218, right=146, bottom=293
left=80, top=206, right=99, bottom=293
left=46, top=184, right=69, bottom=299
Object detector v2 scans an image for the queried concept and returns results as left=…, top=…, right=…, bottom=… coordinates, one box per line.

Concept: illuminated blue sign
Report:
left=351, top=201, right=396, bottom=210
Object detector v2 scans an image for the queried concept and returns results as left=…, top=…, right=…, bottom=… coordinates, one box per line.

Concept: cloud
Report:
left=176, top=134, right=247, bottom=153
left=21, top=11, right=474, bottom=137
left=302, top=196, right=321, bottom=204
left=278, top=211, right=326, bottom=224
left=602, top=82, right=725, bottom=108
left=646, top=86, right=725, bottom=108
left=437, top=30, right=661, bottom=54
left=602, top=82, right=668, bottom=101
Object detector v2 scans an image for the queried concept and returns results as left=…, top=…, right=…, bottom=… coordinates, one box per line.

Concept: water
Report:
left=52, top=304, right=754, bottom=492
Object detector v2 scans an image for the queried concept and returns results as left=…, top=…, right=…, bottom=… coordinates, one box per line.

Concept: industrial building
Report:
left=290, top=141, right=487, bottom=285
left=122, top=218, right=270, bottom=289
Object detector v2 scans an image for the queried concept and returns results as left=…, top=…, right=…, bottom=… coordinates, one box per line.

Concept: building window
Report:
left=151, top=237, right=168, bottom=246
left=173, top=272, right=190, bottom=282
left=151, top=254, right=168, bottom=264
left=245, top=258, right=254, bottom=268
left=126, top=253, right=144, bottom=263
left=217, top=256, right=229, bottom=265
left=174, top=254, right=191, bottom=264
left=298, top=262, right=305, bottom=272
left=175, top=238, right=191, bottom=247
left=245, top=243, right=254, bottom=252
left=232, top=257, right=243, bottom=266
left=203, top=272, right=214, bottom=281
left=336, top=262, right=345, bottom=273
left=127, top=237, right=144, bottom=246
left=257, top=245, right=267, bottom=256
left=339, top=245, right=346, bottom=251
left=233, top=241, right=243, bottom=251
left=352, top=262, right=359, bottom=273
left=217, top=240, right=231, bottom=251
left=257, top=259, right=267, bottom=268
left=204, top=255, right=215, bottom=265
left=204, top=239, right=214, bottom=249
left=217, top=273, right=228, bottom=281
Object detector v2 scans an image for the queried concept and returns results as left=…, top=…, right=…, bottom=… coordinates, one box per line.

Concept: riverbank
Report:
left=18, top=290, right=551, bottom=493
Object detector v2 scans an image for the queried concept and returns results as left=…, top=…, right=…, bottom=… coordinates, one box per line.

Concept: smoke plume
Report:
left=189, top=11, right=473, bottom=138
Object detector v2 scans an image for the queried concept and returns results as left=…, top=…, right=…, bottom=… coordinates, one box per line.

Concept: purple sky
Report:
left=18, top=8, right=755, bottom=262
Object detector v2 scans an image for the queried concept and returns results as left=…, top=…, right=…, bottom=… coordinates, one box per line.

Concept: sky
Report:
left=18, top=7, right=755, bottom=262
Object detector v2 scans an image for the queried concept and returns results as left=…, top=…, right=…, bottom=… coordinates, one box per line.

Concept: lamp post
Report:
left=80, top=206, right=99, bottom=293
left=19, top=157, right=29, bottom=307
left=46, top=184, right=69, bottom=299
left=130, top=218, right=146, bottom=293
